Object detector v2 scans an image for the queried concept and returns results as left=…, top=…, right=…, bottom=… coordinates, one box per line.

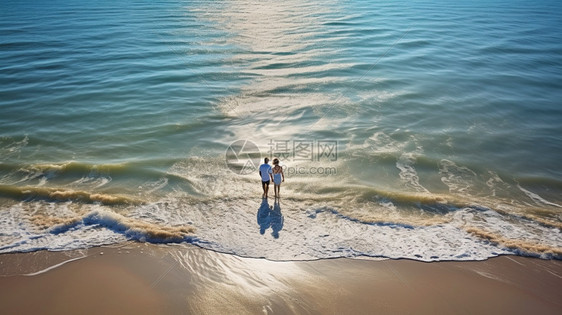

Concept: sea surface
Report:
left=1, top=0, right=561, bottom=261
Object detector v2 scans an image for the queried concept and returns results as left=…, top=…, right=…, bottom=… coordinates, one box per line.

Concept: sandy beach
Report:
left=1, top=243, right=560, bottom=315
left=2, top=1, right=562, bottom=314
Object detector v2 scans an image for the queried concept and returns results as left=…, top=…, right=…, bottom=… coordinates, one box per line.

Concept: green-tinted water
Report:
left=1, top=0, right=561, bottom=260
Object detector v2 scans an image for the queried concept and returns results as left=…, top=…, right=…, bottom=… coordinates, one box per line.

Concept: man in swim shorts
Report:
left=259, top=157, right=273, bottom=198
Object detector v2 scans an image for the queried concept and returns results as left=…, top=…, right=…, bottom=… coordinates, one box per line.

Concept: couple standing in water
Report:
left=258, top=157, right=285, bottom=198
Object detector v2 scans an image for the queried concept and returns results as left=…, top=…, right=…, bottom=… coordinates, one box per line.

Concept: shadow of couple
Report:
left=257, top=198, right=284, bottom=239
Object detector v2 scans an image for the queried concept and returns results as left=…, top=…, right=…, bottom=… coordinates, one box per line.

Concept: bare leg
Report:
left=265, top=183, right=269, bottom=198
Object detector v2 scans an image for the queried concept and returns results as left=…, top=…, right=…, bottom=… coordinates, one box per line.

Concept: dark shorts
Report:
left=262, top=180, right=270, bottom=185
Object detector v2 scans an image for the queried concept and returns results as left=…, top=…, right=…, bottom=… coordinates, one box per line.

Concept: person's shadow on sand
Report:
left=257, top=198, right=284, bottom=238
left=270, top=200, right=284, bottom=239
left=257, top=198, right=271, bottom=235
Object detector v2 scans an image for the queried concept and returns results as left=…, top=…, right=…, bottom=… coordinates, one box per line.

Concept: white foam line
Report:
left=94, top=177, right=111, bottom=188
left=546, top=269, right=562, bottom=279
left=396, top=152, right=430, bottom=194
left=150, top=262, right=176, bottom=288
left=505, top=256, right=525, bottom=266
left=146, top=177, right=168, bottom=194
left=22, top=255, right=87, bottom=276
left=517, top=185, right=562, bottom=208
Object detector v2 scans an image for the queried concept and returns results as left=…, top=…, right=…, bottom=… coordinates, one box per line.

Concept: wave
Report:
left=0, top=160, right=201, bottom=199
left=0, top=160, right=175, bottom=182
left=464, top=226, right=562, bottom=259
left=0, top=161, right=128, bottom=174
left=0, top=153, right=560, bottom=261
left=1, top=188, right=560, bottom=261
left=0, top=135, right=29, bottom=159
left=0, top=185, right=141, bottom=205
left=0, top=205, right=197, bottom=254
left=46, top=210, right=195, bottom=243
left=517, top=184, right=562, bottom=208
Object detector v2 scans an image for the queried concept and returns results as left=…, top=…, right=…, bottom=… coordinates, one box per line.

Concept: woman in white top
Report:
left=272, top=158, right=285, bottom=198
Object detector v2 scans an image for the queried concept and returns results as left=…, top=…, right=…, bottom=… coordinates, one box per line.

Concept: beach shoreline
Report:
left=1, top=243, right=561, bottom=315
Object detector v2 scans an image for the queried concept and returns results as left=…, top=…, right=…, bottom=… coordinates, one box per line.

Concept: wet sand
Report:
left=1, top=243, right=561, bottom=315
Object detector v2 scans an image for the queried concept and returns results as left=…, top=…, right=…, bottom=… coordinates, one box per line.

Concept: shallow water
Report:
left=1, top=0, right=561, bottom=261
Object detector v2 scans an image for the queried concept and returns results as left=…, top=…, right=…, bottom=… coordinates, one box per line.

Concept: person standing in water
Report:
left=272, top=158, right=284, bottom=198
left=259, top=157, right=273, bottom=198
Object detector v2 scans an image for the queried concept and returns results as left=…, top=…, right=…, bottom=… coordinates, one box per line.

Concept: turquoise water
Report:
left=1, top=0, right=561, bottom=261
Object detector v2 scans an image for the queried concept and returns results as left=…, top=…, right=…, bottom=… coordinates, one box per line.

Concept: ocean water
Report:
left=1, top=0, right=561, bottom=261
